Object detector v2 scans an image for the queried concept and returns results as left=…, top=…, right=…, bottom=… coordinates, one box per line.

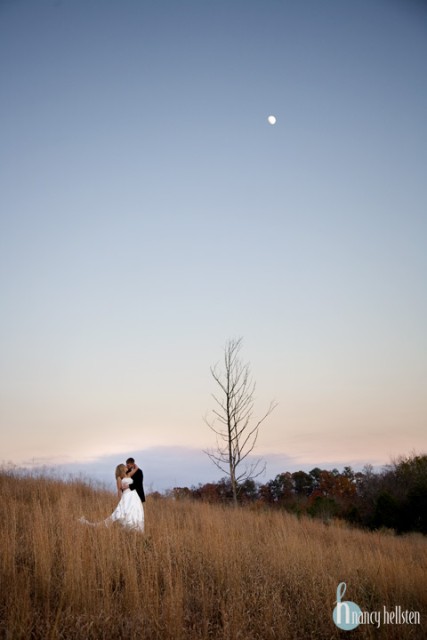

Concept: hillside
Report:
left=0, top=470, right=425, bottom=639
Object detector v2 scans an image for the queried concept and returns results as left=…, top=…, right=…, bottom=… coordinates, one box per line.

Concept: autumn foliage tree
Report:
left=168, top=454, right=427, bottom=533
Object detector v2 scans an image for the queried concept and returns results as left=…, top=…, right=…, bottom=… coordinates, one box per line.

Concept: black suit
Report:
left=128, top=467, right=145, bottom=503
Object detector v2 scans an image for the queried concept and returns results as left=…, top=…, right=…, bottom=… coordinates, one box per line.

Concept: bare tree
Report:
left=204, top=337, right=277, bottom=505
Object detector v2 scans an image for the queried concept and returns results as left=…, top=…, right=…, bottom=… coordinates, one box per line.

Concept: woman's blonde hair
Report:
left=115, top=463, right=127, bottom=479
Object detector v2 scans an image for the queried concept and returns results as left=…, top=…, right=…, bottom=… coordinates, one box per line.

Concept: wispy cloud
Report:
left=8, top=446, right=386, bottom=493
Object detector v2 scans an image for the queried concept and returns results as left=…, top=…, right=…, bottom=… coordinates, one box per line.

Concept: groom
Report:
left=126, top=457, right=146, bottom=503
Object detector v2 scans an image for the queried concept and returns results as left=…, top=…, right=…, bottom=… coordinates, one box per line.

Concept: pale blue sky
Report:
left=1, top=0, right=426, bottom=491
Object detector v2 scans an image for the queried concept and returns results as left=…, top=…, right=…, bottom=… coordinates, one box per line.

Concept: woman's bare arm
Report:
left=116, top=477, right=123, bottom=498
left=127, top=464, right=139, bottom=477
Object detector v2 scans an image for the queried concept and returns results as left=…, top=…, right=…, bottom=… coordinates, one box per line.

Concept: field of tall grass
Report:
left=0, top=469, right=425, bottom=639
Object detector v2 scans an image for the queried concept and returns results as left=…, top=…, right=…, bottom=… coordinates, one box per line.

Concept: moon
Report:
left=267, top=115, right=277, bottom=125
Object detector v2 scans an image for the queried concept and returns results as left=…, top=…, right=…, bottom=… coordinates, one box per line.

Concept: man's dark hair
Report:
left=126, top=457, right=135, bottom=464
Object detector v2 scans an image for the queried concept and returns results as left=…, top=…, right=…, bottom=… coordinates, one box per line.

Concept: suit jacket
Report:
left=128, top=467, right=145, bottom=503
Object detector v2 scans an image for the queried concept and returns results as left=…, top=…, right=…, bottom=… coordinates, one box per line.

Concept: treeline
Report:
left=164, top=453, right=427, bottom=535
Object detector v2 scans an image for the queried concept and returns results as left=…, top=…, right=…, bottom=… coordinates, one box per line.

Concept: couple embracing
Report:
left=80, top=457, right=145, bottom=532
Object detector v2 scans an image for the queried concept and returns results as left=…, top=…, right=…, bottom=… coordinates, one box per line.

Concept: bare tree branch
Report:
left=203, top=337, right=277, bottom=505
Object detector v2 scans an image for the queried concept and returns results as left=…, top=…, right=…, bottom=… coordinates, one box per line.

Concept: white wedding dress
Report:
left=79, top=477, right=144, bottom=532
left=108, top=477, right=144, bottom=531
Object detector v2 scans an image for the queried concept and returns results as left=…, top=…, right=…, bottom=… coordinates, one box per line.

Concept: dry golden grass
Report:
left=0, top=469, right=426, bottom=639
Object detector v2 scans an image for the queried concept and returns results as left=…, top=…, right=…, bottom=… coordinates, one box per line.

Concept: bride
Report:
left=79, top=463, right=144, bottom=532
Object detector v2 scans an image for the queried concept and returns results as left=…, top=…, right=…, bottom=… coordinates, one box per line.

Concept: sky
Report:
left=1, top=0, right=426, bottom=492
